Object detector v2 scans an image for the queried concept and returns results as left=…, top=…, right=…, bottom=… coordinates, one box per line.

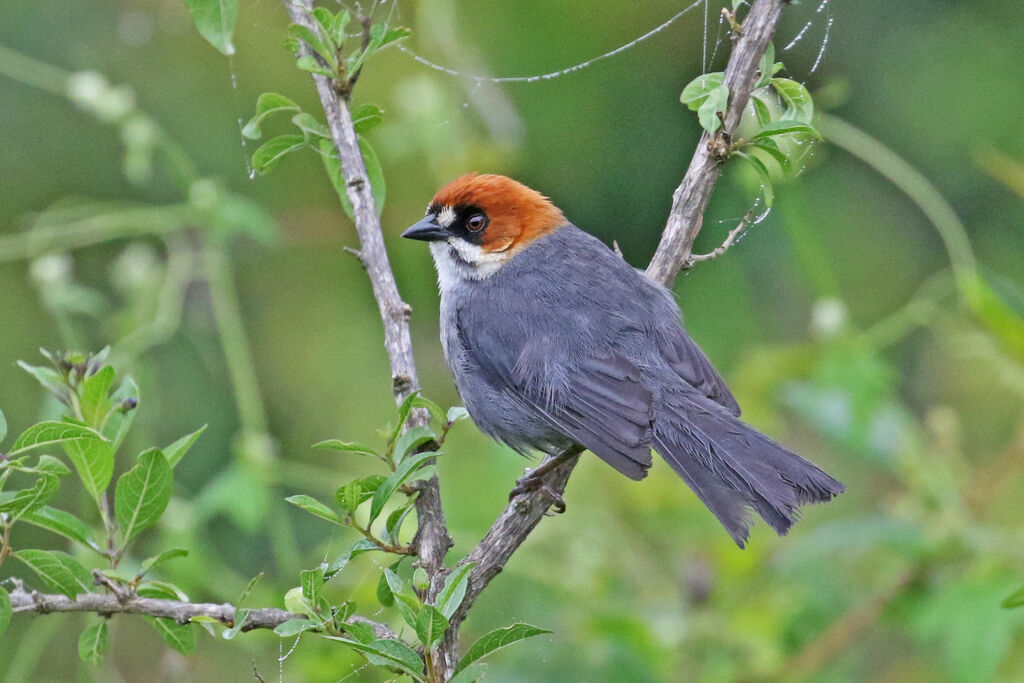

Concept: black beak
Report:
left=402, top=216, right=448, bottom=242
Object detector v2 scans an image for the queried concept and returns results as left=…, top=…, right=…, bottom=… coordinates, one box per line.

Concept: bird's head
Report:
left=403, top=174, right=566, bottom=281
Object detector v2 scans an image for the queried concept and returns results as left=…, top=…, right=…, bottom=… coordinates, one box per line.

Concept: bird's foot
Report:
left=509, top=470, right=566, bottom=514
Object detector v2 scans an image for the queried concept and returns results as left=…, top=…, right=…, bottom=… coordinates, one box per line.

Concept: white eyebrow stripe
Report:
left=437, top=206, right=456, bottom=227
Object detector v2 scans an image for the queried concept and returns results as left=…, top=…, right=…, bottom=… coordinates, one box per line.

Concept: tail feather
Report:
left=654, top=391, right=844, bottom=547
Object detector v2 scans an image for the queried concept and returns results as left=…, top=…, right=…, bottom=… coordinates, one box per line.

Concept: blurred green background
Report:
left=2, top=0, right=1024, bottom=680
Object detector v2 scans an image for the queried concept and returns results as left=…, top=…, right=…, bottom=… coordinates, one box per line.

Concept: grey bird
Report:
left=402, top=173, right=844, bottom=546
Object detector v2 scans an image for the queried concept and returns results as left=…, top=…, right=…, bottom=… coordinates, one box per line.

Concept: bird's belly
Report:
left=452, top=364, right=570, bottom=455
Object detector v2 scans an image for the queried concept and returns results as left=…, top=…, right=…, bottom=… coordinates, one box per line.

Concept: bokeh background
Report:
left=2, top=0, right=1024, bottom=680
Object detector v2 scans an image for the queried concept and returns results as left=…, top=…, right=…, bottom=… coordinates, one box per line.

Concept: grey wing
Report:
left=658, top=327, right=741, bottom=416
left=458, top=311, right=654, bottom=480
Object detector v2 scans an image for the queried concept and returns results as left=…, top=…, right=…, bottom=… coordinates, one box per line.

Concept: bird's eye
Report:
left=466, top=213, right=487, bottom=232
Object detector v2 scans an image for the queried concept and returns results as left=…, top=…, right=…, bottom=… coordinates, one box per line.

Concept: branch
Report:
left=686, top=209, right=752, bottom=268
left=646, top=0, right=785, bottom=286
left=6, top=584, right=396, bottom=638
left=436, top=1, right=786, bottom=678
left=280, top=2, right=453, bottom=675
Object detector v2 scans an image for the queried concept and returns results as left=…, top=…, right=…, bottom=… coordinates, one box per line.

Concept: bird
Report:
left=402, top=173, right=844, bottom=547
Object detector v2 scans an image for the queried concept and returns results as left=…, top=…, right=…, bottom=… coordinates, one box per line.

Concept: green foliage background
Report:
left=2, top=0, right=1024, bottom=680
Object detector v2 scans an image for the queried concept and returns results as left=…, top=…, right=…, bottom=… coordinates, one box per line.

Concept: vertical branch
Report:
left=279, top=0, right=453, bottom=661
left=646, top=0, right=785, bottom=286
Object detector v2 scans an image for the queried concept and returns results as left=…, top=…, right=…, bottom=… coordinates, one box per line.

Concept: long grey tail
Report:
left=653, top=391, right=844, bottom=548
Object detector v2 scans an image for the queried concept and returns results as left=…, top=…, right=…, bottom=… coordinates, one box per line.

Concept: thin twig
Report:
left=91, top=569, right=130, bottom=603
left=685, top=210, right=753, bottom=268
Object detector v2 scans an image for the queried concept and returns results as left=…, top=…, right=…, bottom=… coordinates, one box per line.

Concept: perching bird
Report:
left=403, top=173, right=844, bottom=546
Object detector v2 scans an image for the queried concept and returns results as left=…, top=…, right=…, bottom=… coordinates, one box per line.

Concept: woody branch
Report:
left=5, top=580, right=395, bottom=638
left=281, top=0, right=454, bottom=611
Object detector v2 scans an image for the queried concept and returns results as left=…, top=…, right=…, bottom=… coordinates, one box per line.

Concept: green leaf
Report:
left=140, top=548, right=188, bottom=574
left=345, top=23, right=407, bottom=75
left=0, top=474, right=59, bottom=520
left=285, top=494, right=343, bottom=524
left=416, top=605, right=449, bottom=650
left=0, top=408, right=6, bottom=444
left=79, top=365, right=115, bottom=428
left=287, top=23, right=337, bottom=68
left=410, top=395, right=446, bottom=427
left=106, top=375, right=139, bottom=450
left=374, top=25, right=412, bottom=51
left=751, top=137, right=792, bottom=174
left=301, top=567, right=325, bottom=605
left=336, top=474, right=385, bottom=513
left=455, top=623, right=552, bottom=674
left=392, top=425, right=436, bottom=464
left=295, top=54, right=336, bottom=77
left=680, top=72, right=724, bottom=111
left=63, top=436, right=115, bottom=507
left=251, top=134, right=307, bottom=175
left=369, top=451, right=439, bottom=524
left=17, top=361, right=69, bottom=402
left=697, top=84, right=730, bottom=134
left=331, top=10, right=351, bottom=47
left=11, top=421, right=104, bottom=455
left=183, top=0, right=238, bottom=56
left=376, top=566, right=396, bottom=607
left=222, top=607, right=248, bottom=640
left=318, top=139, right=353, bottom=219
left=735, top=150, right=775, bottom=207
left=342, top=619, right=376, bottom=644
left=771, top=77, right=814, bottom=123
left=78, top=620, right=109, bottom=665
left=163, top=425, right=207, bottom=468
left=449, top=662, right=488, bottom=683
left=33, top=455, right=71, bottom=476
left=326, top=538, right=379, bottom=578
left=314, top=439, right=379, bottom=457
left=144, top=617, right=196, bottom=654
left=243, top=93, right=301, bottom=140
left=1003, top=584, right=1024, bottom=609
left=359, top=136, right=386, bottom=216
left=0, top=587, right=11, bottom=637
left=435, top=562, right=474, bottom=620
left=384, top=567, right=420, bottom=629
left=391, top=391, right=420, bottom=444
left=751, top=94, right=772, bottom=127
left=138, top=582, right=188, bottom=601
left=114, top=448, right=173, bottom=545
left=351, top=103, right=384, bottom=134
left=22, top=506, right=100, bottom=550
left=274, top=618, right=317, bottom=637
left=324, top=637, right=425, bottom=681
left=14, top=549, right=90, bottom=598
left=446, top=406, right=469, bottom=424
left=382, top=492, right=419, bottom=546
left=311, top=7, right=335, bottom=37
left=750, top=120, right=822, bottom=141
left=291, top=112, right=331, bottom=140
left=756, top=43, right=775, bottom=89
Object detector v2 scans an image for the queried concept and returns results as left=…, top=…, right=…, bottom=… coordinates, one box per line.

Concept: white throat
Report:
left=429, top=238, right=506, bottom=294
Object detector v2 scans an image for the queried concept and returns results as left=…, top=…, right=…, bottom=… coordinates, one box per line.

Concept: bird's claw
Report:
left=509, top=471, right=566, bottom=513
